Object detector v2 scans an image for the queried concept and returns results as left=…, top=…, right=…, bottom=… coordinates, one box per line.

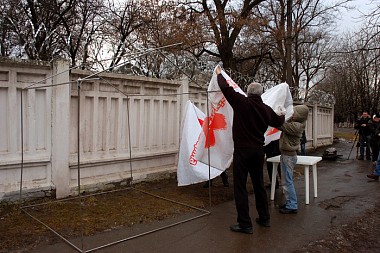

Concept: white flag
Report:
left=192, top=66, right=243, bottom=171
left=195, top=66, right=293, bottom=170
left=262, top=82, right=294, bottom=145
left=177, top=101, right=223, bottom=186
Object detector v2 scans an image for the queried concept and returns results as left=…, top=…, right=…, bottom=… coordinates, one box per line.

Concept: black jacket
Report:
left=354, top=116, right=372, bottom=136
left=370, top=120, right=380, bottom=147
left=217, top=74, right=285, bottom=149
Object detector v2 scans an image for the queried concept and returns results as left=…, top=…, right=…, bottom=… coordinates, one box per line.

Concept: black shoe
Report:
left=366, top=157, right=371, bottom=160
left=367, top=174, right=379, bottom=180
left=229, top=224, right=253, bottom=234
left=279, top=207, right=298, bottom=214
left=255, top=218, right=270, bottom=227
left=358, top=156, right=364, bottom=160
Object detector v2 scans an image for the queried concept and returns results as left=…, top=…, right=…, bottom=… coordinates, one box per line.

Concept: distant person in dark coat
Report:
left=368, top=113, right=380, bottom=180
left=369, top=113, right=380, bottom=163
left=299, top=130, right=307, bottom=155
left=354, top=111, right=372, bottom=160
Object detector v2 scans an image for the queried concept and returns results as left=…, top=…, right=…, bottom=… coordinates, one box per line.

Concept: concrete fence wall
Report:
left=0, top=58, right=333, bottom=200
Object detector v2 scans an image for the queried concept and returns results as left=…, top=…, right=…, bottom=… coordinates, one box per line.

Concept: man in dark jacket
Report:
left=215, top=66, right=285, bottom=234
left=368, top=113, right=380, bottom=180
left=369, top=113, right=380, bottom=163
left=354, top=111, right=372, bottom=160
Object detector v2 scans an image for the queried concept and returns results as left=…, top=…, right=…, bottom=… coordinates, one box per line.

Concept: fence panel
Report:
left=0, top=59, right=334, bottom=200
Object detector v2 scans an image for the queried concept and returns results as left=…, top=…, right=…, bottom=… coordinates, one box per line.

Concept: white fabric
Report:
left=177, top=101, right=222, bottom=186
left=261, top=82, right=293, bottom=122
left=262, top=82, right=294, bottom=145
left=194, top=66, right=242, bottom=171
left=177, top=66, right=294, bottom=185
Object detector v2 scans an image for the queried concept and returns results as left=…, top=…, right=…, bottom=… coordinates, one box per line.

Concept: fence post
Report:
left=51, top=60, right=71, bottom=198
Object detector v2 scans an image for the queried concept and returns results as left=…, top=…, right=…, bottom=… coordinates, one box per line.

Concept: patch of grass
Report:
left=334, top=131, right=356, bottom=141
left=0, top=175, right=235, bottom=253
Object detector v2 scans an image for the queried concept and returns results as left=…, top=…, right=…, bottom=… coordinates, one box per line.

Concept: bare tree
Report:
left=100, top=0, right=152, bottom=71
left=0, top=0, right=18, bottom=57
left=320, top=29, right=379, bottom=123
left=297, top=29, right=334, bottom=101
left=60, top=0, right=104, bottom=68
left=14, top=0, right=76, bottom=60
left=179, top=0, right=267, bottom=71
left=255, top=0, right=349, bottom=98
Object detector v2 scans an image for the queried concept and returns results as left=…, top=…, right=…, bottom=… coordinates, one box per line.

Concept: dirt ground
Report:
left=0, top=174, right=237, bottom=253
left=1, top=128, right=380, bottom=253
left=296, top=128, right=380, bottom=253
left=293, top=199, right=380, bottom=253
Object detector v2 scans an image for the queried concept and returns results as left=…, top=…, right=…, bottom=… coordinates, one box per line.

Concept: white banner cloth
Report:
left=177, top=66, right=293, bottom=185
left=262, top=82, right=294, bottom=145
left=194, top=67, right=242, bottom=171
left=177, top=101, right=223, bottom=186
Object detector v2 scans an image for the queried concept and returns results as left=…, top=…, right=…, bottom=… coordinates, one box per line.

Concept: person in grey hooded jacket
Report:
left=278, top=105, right=309, bottom=214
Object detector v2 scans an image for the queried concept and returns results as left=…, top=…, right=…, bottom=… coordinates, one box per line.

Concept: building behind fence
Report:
left=0, top=59, right=333, bottom=200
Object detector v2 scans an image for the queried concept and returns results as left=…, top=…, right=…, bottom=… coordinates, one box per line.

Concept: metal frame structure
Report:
left=20, top=187, right=210, bottom=252
left=18, top=44, right=216, bottom=252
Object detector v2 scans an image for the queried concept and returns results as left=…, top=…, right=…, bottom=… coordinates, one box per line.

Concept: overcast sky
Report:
left=336, top=0, right=378, bottom=32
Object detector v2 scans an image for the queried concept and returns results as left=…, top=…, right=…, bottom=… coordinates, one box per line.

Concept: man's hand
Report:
left=215, top=65, right=221, bottom=75
left=275, top=105, right=286, bottom=116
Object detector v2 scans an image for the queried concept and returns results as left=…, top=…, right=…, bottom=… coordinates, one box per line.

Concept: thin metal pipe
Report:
left=157, top=50, right=205, bottom=90
left=77, top=80, right=81, bottom=194
left=22, top=42, right=181, bottom=91
left=126, top=95, right=133, bottom=185
left=347, top=129, right=359, bottom=160
left=18, top=42, right=217, bottom=253
left=20, top=186, right=210, bottom=214
left=85, top=212, right=210, bottom=253
left=19, top=90, right=24, bottom=200
left=20, top=187, right=210, bottom=253
left=135, top=188, right=211, bottom=213
left=23, top=80, right=78, bottom=90
left=24, top=64, right=82, bottom=90
left=77, top=79, right=84, bottom=250
left=80, top=43, right=182, bottom=82
left=206, top=89, right=212, bottom=208
left=26, top=81, right=213, bottom=97
left=20, top=187, right=134, bottom=209
left=24, top=78, right=99, bottom=90
left=83, top=66, right=134, bottom=186
left=21, top=208, right=84, bottom=253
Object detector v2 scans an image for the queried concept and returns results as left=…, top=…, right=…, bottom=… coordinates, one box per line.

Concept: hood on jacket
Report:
left=293, top=105, right=309, bottom=123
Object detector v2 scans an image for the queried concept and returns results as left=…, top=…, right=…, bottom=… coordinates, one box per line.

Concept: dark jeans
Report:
left=359, top=134, right=371, bottom=159
left=233, top=148, right=269, bottom=228
left=372, top=145, right=379, bottom=162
